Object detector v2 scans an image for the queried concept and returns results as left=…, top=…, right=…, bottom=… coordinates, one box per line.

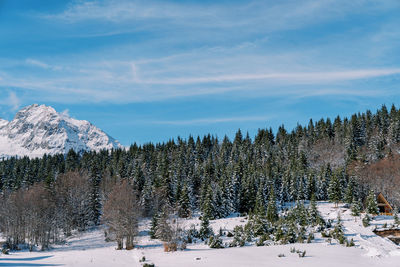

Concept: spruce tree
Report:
left=199, top=214, right=213, bottom=240
left=178, top=183, right=191, bottom=218
left=309, top=194, right=322, bottom=225
left=149, top=212, right=160, bottom=239
left=351, top=199, right=362, bottom=220
left=201, top=185, right=215, bottom=220
left=254, top=185, right=266, bottom=216
left=344, top=179, right=354, bottom=204
left=328, top=173, right=342, bottom=207
left=393, top=206, right=399, bottom=225
left=366, top=190, right=379, bottom=215
left=266, top=186, right=278, bottom=223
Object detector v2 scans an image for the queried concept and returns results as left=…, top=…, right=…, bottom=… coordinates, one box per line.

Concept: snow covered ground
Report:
left=1, top=202, right=400, bottom=266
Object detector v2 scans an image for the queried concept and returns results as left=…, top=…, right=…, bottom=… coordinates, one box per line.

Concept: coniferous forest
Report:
left=1, top=104, right=400, bottom=250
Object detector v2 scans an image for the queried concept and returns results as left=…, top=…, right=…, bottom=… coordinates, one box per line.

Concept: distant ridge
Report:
left=0, top=104, right=122, bottom=158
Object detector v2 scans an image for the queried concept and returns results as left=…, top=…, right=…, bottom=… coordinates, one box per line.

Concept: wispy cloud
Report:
left=0, top=0, right=397, bottom=106
left=1, top=53, right=399, bottom=104
left=0, top=91, right=21, bottom=112
left=42, top=0, right=210, bottom=23
left=137, top=69, right=400, bottom=85
left=25, top=58, right=62, bottom=71
left=149, top=115, right=274, bottom=125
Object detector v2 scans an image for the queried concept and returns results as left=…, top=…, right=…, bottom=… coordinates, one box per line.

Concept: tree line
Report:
left=1, top=104, right=400, bottom=249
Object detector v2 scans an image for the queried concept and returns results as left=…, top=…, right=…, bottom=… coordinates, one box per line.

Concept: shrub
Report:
left=298, top=250, right=306, bottom=258
left=229, top=226, right=247, bottom=247
left=163, top=242, right=177, bottom=252
left=362, top=215, right=371, bottom=227
left=208, top=235, right=224, bottom=249
left=256, top=234, right=269, bottom=247
left=307, top=233, right=314, bottom=243
left=321, top=230, right=331, bottom=238
left=346, top=238, right=355, bottom=247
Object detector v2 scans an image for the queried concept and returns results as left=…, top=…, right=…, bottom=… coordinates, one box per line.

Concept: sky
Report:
left=0, top=0, right=400, bottom=146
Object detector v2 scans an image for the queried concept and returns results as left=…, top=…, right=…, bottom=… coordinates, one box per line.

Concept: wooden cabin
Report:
left=376, top=193, right=393, bottom=216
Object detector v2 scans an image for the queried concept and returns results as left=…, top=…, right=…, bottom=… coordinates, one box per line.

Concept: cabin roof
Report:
left=376, top=192, right=393, bottom=210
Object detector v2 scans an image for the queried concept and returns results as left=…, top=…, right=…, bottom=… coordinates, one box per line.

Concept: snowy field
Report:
left=1, top=202, right=400, bottom=267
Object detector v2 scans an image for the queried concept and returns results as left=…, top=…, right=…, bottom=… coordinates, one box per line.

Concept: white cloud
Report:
left=137, top=69, right=400, bottom=85
left=3, top=0, right=396, bottom=105
left=25, top=58, right=50, bottom=69
left=1, top=61, right=399, bottom=103
left=25, top=58, right=62, bottom=71
left=2, top=91, right=21, bottom=111
left=41, top=0, right=211, bottom=23
left=150, top=115, right=274, bottom=125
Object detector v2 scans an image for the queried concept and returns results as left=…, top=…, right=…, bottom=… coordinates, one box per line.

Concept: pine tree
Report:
left=351, top=199, right=362, bottom=220
left=201, top=185, right=215, bottom=220
left=309, top=194, right=323, bottom=226
left=344, top=179, right=354, bottom=204
left=328, top=173, right=342, bottom=207
left=366, top=190, right=379, bottom=215
left=199, top=214, right=213, bottom=240
left=149, top=212, right=160, bottom=239
left=254, top=185, right=266, bottom=216
left=393, top=207, right=399, bottom=225
left=266, top=186, right=278, bottom=223
left=178, top=183, right=191, bottom=218
left=296, top=201, right=309, bottom=226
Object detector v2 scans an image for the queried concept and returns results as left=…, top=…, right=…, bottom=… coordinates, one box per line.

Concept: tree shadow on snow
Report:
left=0, top=255, right=63, bottom=266
left=0, top=264, right=62, bottom=266
left=135, top=243, right=163, bottom=249
left=0, top=256, right=53, bottom=261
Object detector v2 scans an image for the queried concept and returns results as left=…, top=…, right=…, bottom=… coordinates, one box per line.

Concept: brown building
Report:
left=376, top=193, right=393, bottom=216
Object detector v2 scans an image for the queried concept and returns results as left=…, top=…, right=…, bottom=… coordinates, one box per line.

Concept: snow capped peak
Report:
left=0, top=104, right=122, bottom=158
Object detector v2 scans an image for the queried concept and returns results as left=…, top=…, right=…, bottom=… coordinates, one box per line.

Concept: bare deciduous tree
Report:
left=103, top=179, right=141, bottom=250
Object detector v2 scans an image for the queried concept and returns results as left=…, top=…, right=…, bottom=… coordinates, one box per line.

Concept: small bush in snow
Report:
left=346, top=238, right=355, bottom=247
left=185, top=224, right=199, bottom=244
left=362, top=214, right=371, bottom=227
left=229, top=226, right=246, bottom=247
left=142, top=263, right=155, bottom=267
left=278, top=253, right=285, bottom=257
left=163, top=242, right=177, bottom=252
left=256, top=234, right=269, bottom=246
left=321, top=230, right=331, bottom=238
left=307, top=233, right=314, bottom=243
left=298, top=250, right=306, bottom=258
left=338, top=234, right=345, bottom=245
left=208, top=235, right=224, bottom=249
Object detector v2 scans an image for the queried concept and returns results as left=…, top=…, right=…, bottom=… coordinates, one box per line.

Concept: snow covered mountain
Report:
left=0, top=104, right=122, bottom=158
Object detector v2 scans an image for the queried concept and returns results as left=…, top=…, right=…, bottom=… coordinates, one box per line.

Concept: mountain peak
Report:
left=0, top=104, right=122, bottom=158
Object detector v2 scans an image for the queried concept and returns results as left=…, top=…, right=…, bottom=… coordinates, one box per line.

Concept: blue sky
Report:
left=1, top=0, right=400, bottom=145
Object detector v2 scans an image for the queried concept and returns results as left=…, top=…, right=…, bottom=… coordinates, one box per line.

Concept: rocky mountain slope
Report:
left=0, top=104, right=121, bottom=158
